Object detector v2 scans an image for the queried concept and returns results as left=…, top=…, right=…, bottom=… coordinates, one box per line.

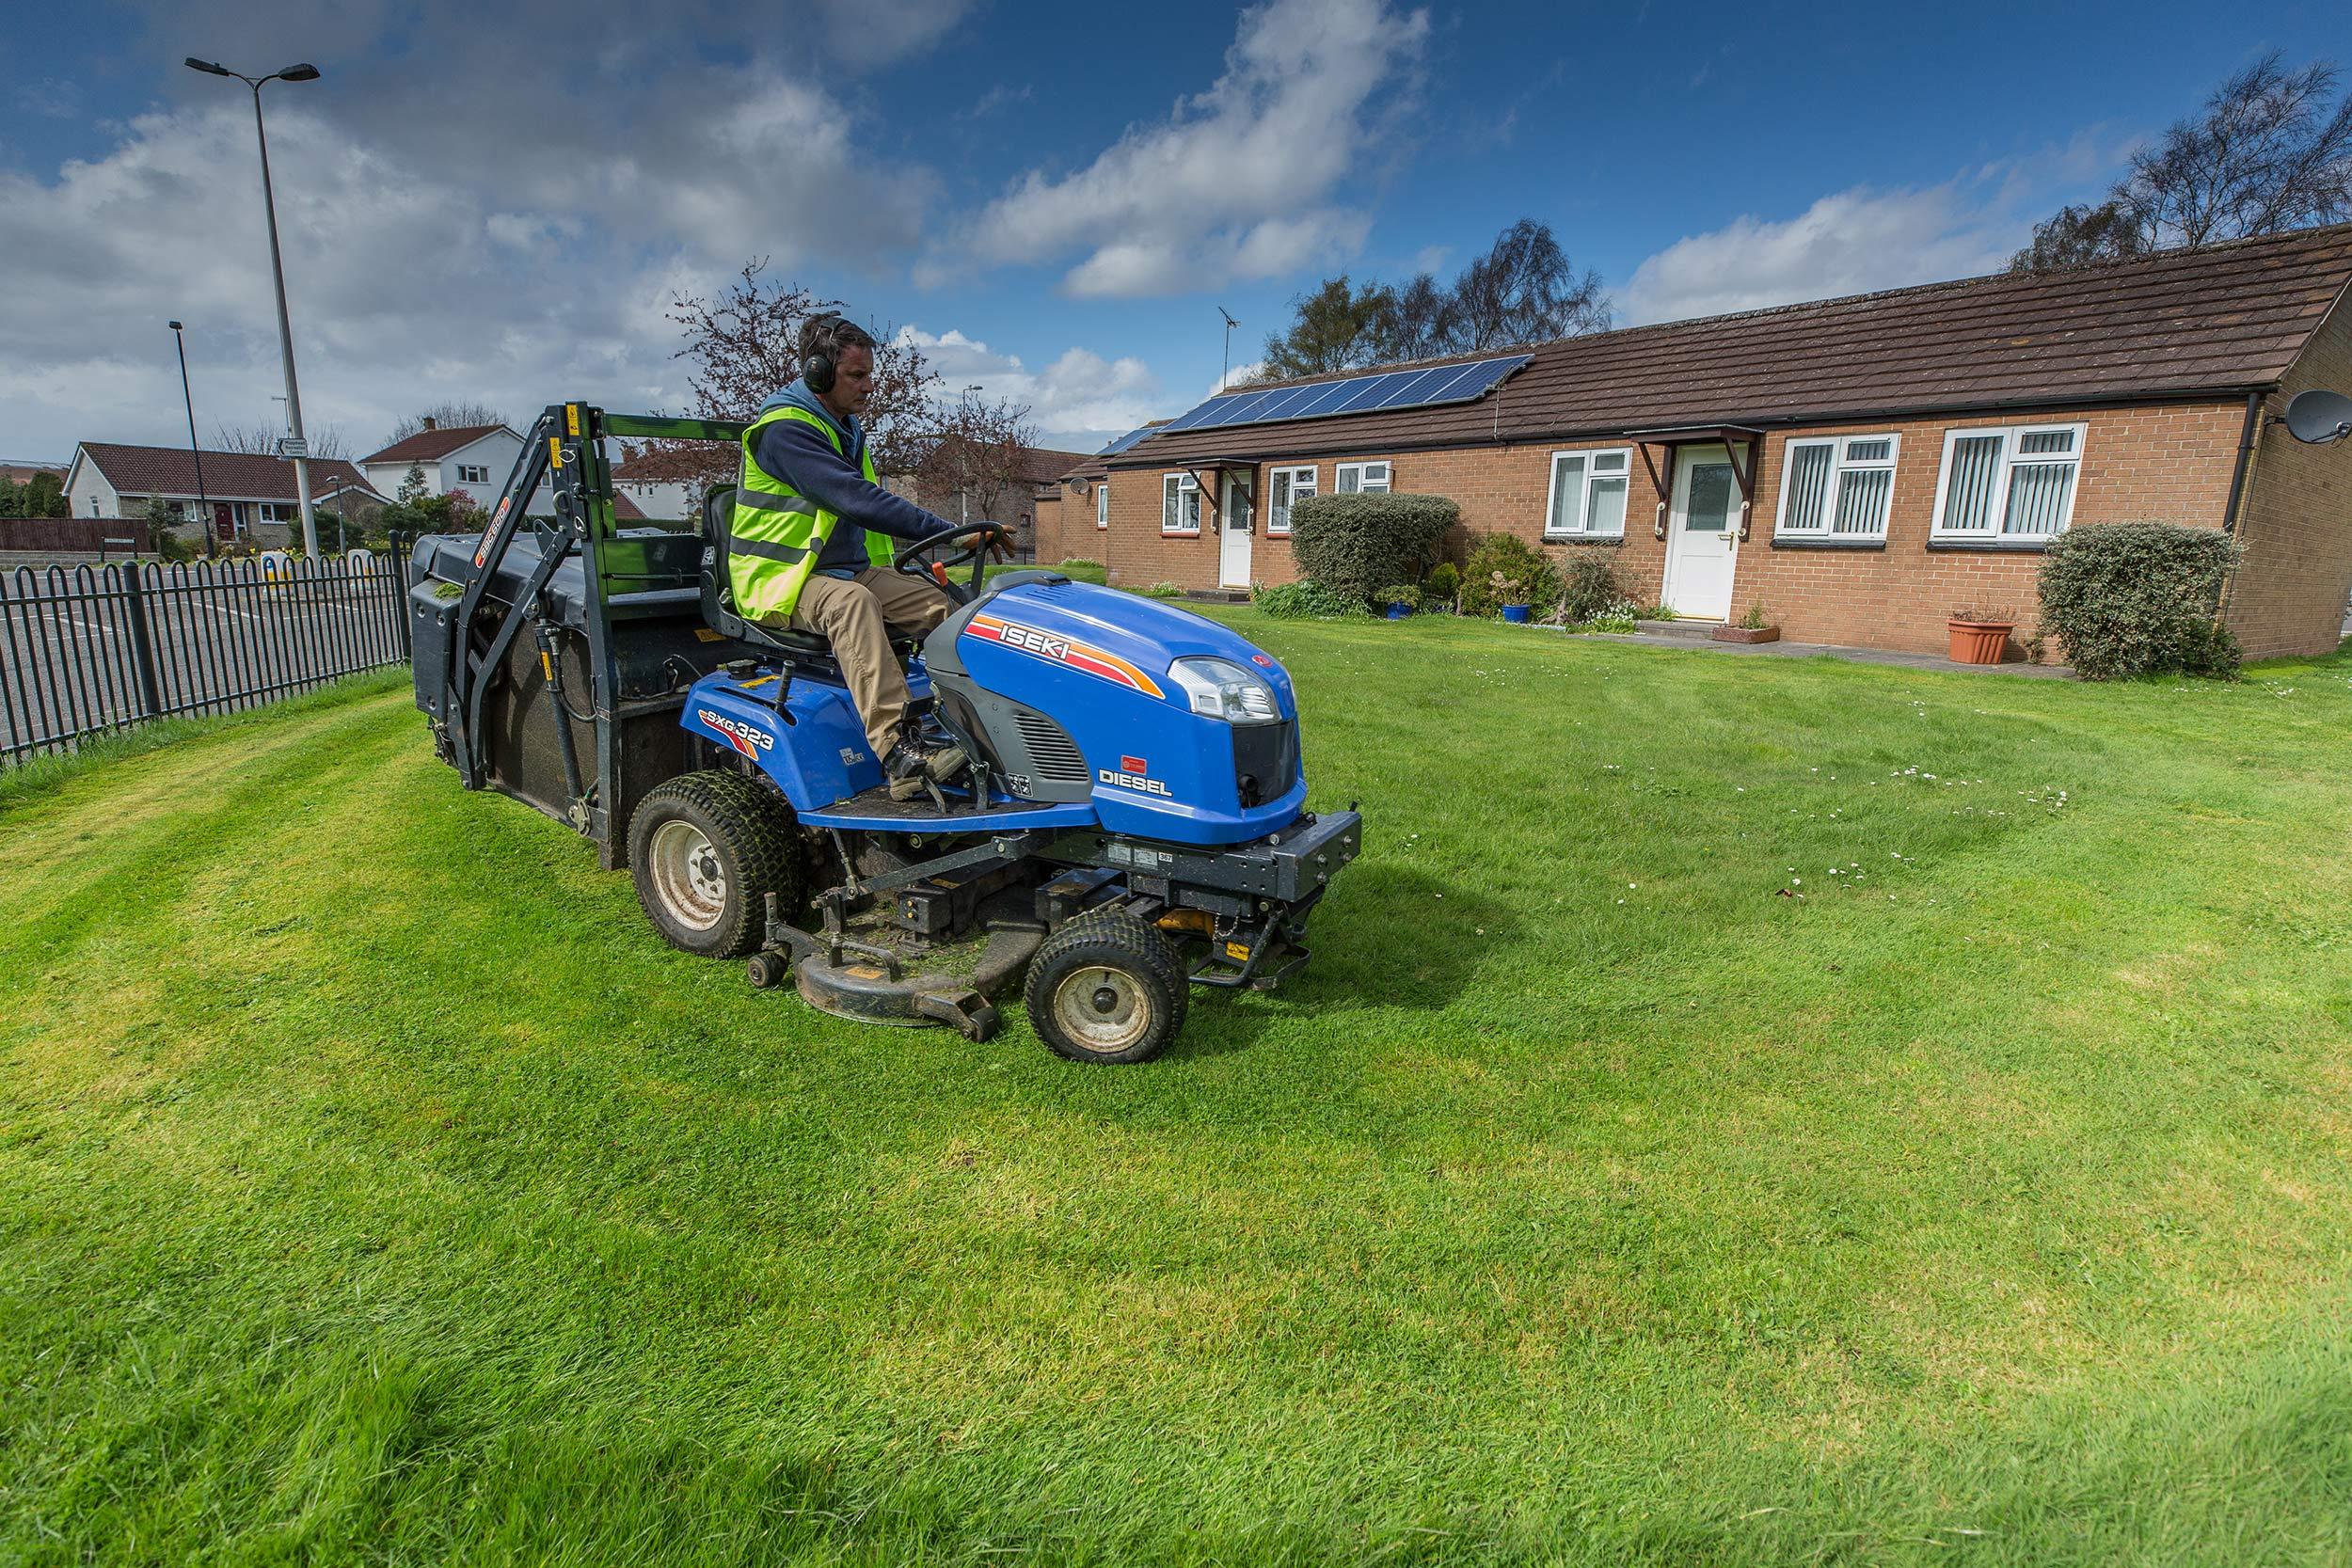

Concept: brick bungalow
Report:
left=1046, top=421, right=1165, bottom=569
left=1098, top=225, right=2352, bottom=658
left=885, top=440, right=1092, bottom=561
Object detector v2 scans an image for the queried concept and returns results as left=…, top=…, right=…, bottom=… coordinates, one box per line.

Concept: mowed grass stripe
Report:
left=2, top=630, right=2349, bottom=1564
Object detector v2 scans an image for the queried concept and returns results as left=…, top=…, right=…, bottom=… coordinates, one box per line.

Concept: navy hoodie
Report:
left=752, top=378, right=952, bottom=574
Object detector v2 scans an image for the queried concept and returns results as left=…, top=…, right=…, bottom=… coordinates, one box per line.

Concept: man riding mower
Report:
left=732, top=312, right=1006, bottom=800
left=410, top=382, right=1360, bottom=1064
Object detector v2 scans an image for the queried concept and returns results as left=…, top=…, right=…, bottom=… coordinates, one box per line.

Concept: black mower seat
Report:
left=699, top=486, right=922, bottom=663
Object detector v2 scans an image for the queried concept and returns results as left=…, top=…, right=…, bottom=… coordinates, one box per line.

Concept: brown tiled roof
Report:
left=359, top=423, right=510, bottom=465
left=1019, top=446, right=1091, bottom=486
left=78, top=443, right=382, bottom=502
left=612, top=490, right=647, bottom=520
left=1122, top=224, right=2352, bottom=467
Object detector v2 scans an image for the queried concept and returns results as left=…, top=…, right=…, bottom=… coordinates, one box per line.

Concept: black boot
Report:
left=882, top=726, right=969, bottom=800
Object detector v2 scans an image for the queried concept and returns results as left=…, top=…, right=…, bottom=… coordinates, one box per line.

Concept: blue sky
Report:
left=2, top=0, right=2345, bottom=464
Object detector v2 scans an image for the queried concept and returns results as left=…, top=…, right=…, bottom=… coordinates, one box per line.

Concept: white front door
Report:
left=1218, top=473, right=1253, bottom=588
left=1662, top=444, right=1741, bottom=620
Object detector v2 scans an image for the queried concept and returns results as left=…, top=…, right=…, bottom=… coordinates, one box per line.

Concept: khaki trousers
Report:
left=766, top=568, right=956, bottom=758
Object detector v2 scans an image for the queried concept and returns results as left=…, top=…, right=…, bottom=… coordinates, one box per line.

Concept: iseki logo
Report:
left=998, top=623, right=1070, bottom=659
left=696, top=708, right=774, bottom=757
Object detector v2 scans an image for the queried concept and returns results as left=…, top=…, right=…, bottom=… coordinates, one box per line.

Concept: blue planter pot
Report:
left=1500, top=604, right=1532, bottom=624
left=1387, top=603, right=1412, bottom=619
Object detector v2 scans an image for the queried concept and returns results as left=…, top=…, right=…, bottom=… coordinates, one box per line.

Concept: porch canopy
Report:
left=1178, top=456, right=1258, bottom=531
left=1621, top=424, right=1765, bottom=539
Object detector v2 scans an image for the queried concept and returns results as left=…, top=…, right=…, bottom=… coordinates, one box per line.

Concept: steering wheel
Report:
left=894, top=522, right=1013, bottom=601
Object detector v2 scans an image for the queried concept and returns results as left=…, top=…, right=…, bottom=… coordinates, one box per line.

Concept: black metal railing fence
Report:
left=0, top=547, right=413, bottom=766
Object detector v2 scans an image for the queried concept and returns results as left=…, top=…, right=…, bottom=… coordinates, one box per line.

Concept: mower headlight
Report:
left=1168, top=657, right=1280, bottom=724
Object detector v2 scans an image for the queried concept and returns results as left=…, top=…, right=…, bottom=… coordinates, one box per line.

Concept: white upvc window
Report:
left=1095, top=481, right=1109, bottom=529
left=1161, top=472, right=1201, bottom=534
left=260, top=501, right=295, bottom=523
left=1931, top=422, right=2087, bottom=541
left=1775, top=433, right=1900, bottom=539
left=1334, top=460, right=1391, bottom=494
left=456, top=464, right=490, bottom=485
left=1266, top=465, right=1316, bottom=534
left=1543, top=447, right=1631, bottom=537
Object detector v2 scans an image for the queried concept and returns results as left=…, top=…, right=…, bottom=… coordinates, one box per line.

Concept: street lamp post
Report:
left=185, top=56, right=323, bottom=556
left=167, top=321, right=215, bottom=558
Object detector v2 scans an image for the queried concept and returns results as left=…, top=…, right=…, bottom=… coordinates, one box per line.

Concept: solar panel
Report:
left=1369, top=366, right=1455, bottom=408
left=1098, top=424, right=1158, bottom=456
left=1152, top=354, right=1533, bottom=436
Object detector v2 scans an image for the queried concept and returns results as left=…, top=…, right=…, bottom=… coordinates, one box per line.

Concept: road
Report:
left=0, top=562, right=411, bottom=761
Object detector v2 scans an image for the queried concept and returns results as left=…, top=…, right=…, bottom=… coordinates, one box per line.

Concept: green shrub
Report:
left=2036, top=523, right=2242, bottom=680
left=1144, top=580, right=1186, bottom=598
left=1252, top=579, right=1373, bottom=619
left=1556, top=553, right=1622, bottom=623
left=1376, top=583, right=1422, bottom=611
left=1057, top=558, right=1103, bottom=570
left=1422, top=561, right=1459, bottom=605
left=1459, top=532, right=1560, bottom=617
left=1290, top=492, right=1458, bottom=607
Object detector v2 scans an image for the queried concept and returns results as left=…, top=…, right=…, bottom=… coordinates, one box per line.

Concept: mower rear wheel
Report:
left=1023, top=908, right=1186, bottom=1065
left=628, top=770, right=804, bottom=959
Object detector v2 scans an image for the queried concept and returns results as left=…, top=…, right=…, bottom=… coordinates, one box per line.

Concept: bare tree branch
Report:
left=624, top=260, right=941, bottom=492
left=1253, top=220, right=1613, bottom=381
left=382, top=403, right=509, bottom=449
left=2016, top=52, right=2352, bottom=269
left=906, top=387, right=1040, bottom=526
left=213, top=421, right=351, bottom=459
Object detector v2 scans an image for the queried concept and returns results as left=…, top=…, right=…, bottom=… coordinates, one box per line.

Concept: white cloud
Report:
left=896, top=325, right=1164, bottom=451
left=1620, top=132, right=2139, bottom=325
left=811, top=0, right=977, bottom=67
left=1209, top=360, right=1266, bottom=396
left=1622, top=184, right=2026, bottom=325
left=0, top=3, right=955, bottom=464
left=933, top=0, right=1428, bottom=297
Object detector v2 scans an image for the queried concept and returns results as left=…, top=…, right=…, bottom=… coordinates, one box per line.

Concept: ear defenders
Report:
left=803, top=314, right=846, bottom=394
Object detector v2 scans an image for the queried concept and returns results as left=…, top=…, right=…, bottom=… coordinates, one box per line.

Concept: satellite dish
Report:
left=2282, top=388, right=2352, bottom=445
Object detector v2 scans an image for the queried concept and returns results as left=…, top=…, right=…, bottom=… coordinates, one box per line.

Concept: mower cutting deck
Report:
left=411, top=402, right=1359, bottom=1063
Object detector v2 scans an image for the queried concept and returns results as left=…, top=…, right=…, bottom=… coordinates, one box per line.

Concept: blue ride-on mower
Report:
left=410, top=404, right=1360, bottom=1063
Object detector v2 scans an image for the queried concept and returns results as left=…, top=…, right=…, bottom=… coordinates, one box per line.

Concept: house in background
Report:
left=3, top=460, right=68, bottom=489
left=610, top=451, right=700, bottom=522
left=881, top=441, right=1093, bottom=560
left=358, top=420, right=526, bottom=505
left=1041, top=422, right=1163, bottom=566
left=1101, top=224, right=2352, bottom=659
left=64, top=442, right=389, bottom=545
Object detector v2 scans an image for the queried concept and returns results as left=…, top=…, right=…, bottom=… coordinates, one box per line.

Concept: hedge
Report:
left=2036, top=522, right=2242, bottom=680
left=1289, top=492, right=1458, bottom=607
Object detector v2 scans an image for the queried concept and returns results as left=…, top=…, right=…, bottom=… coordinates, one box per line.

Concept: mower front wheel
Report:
left=628, top=770, right=804, bottom=960
left=1023, top=909, right=1187, bottom=1065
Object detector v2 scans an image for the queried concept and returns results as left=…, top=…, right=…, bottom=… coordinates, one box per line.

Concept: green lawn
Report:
left=5, top=621, right=2351, bottom=1565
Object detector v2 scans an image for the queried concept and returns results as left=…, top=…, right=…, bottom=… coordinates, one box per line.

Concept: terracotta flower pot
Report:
left=1947, top=619, right=2013, bottom=664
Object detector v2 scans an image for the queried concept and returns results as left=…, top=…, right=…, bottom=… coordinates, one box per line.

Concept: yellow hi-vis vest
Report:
left=730, top=403, right=897, bottom=623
